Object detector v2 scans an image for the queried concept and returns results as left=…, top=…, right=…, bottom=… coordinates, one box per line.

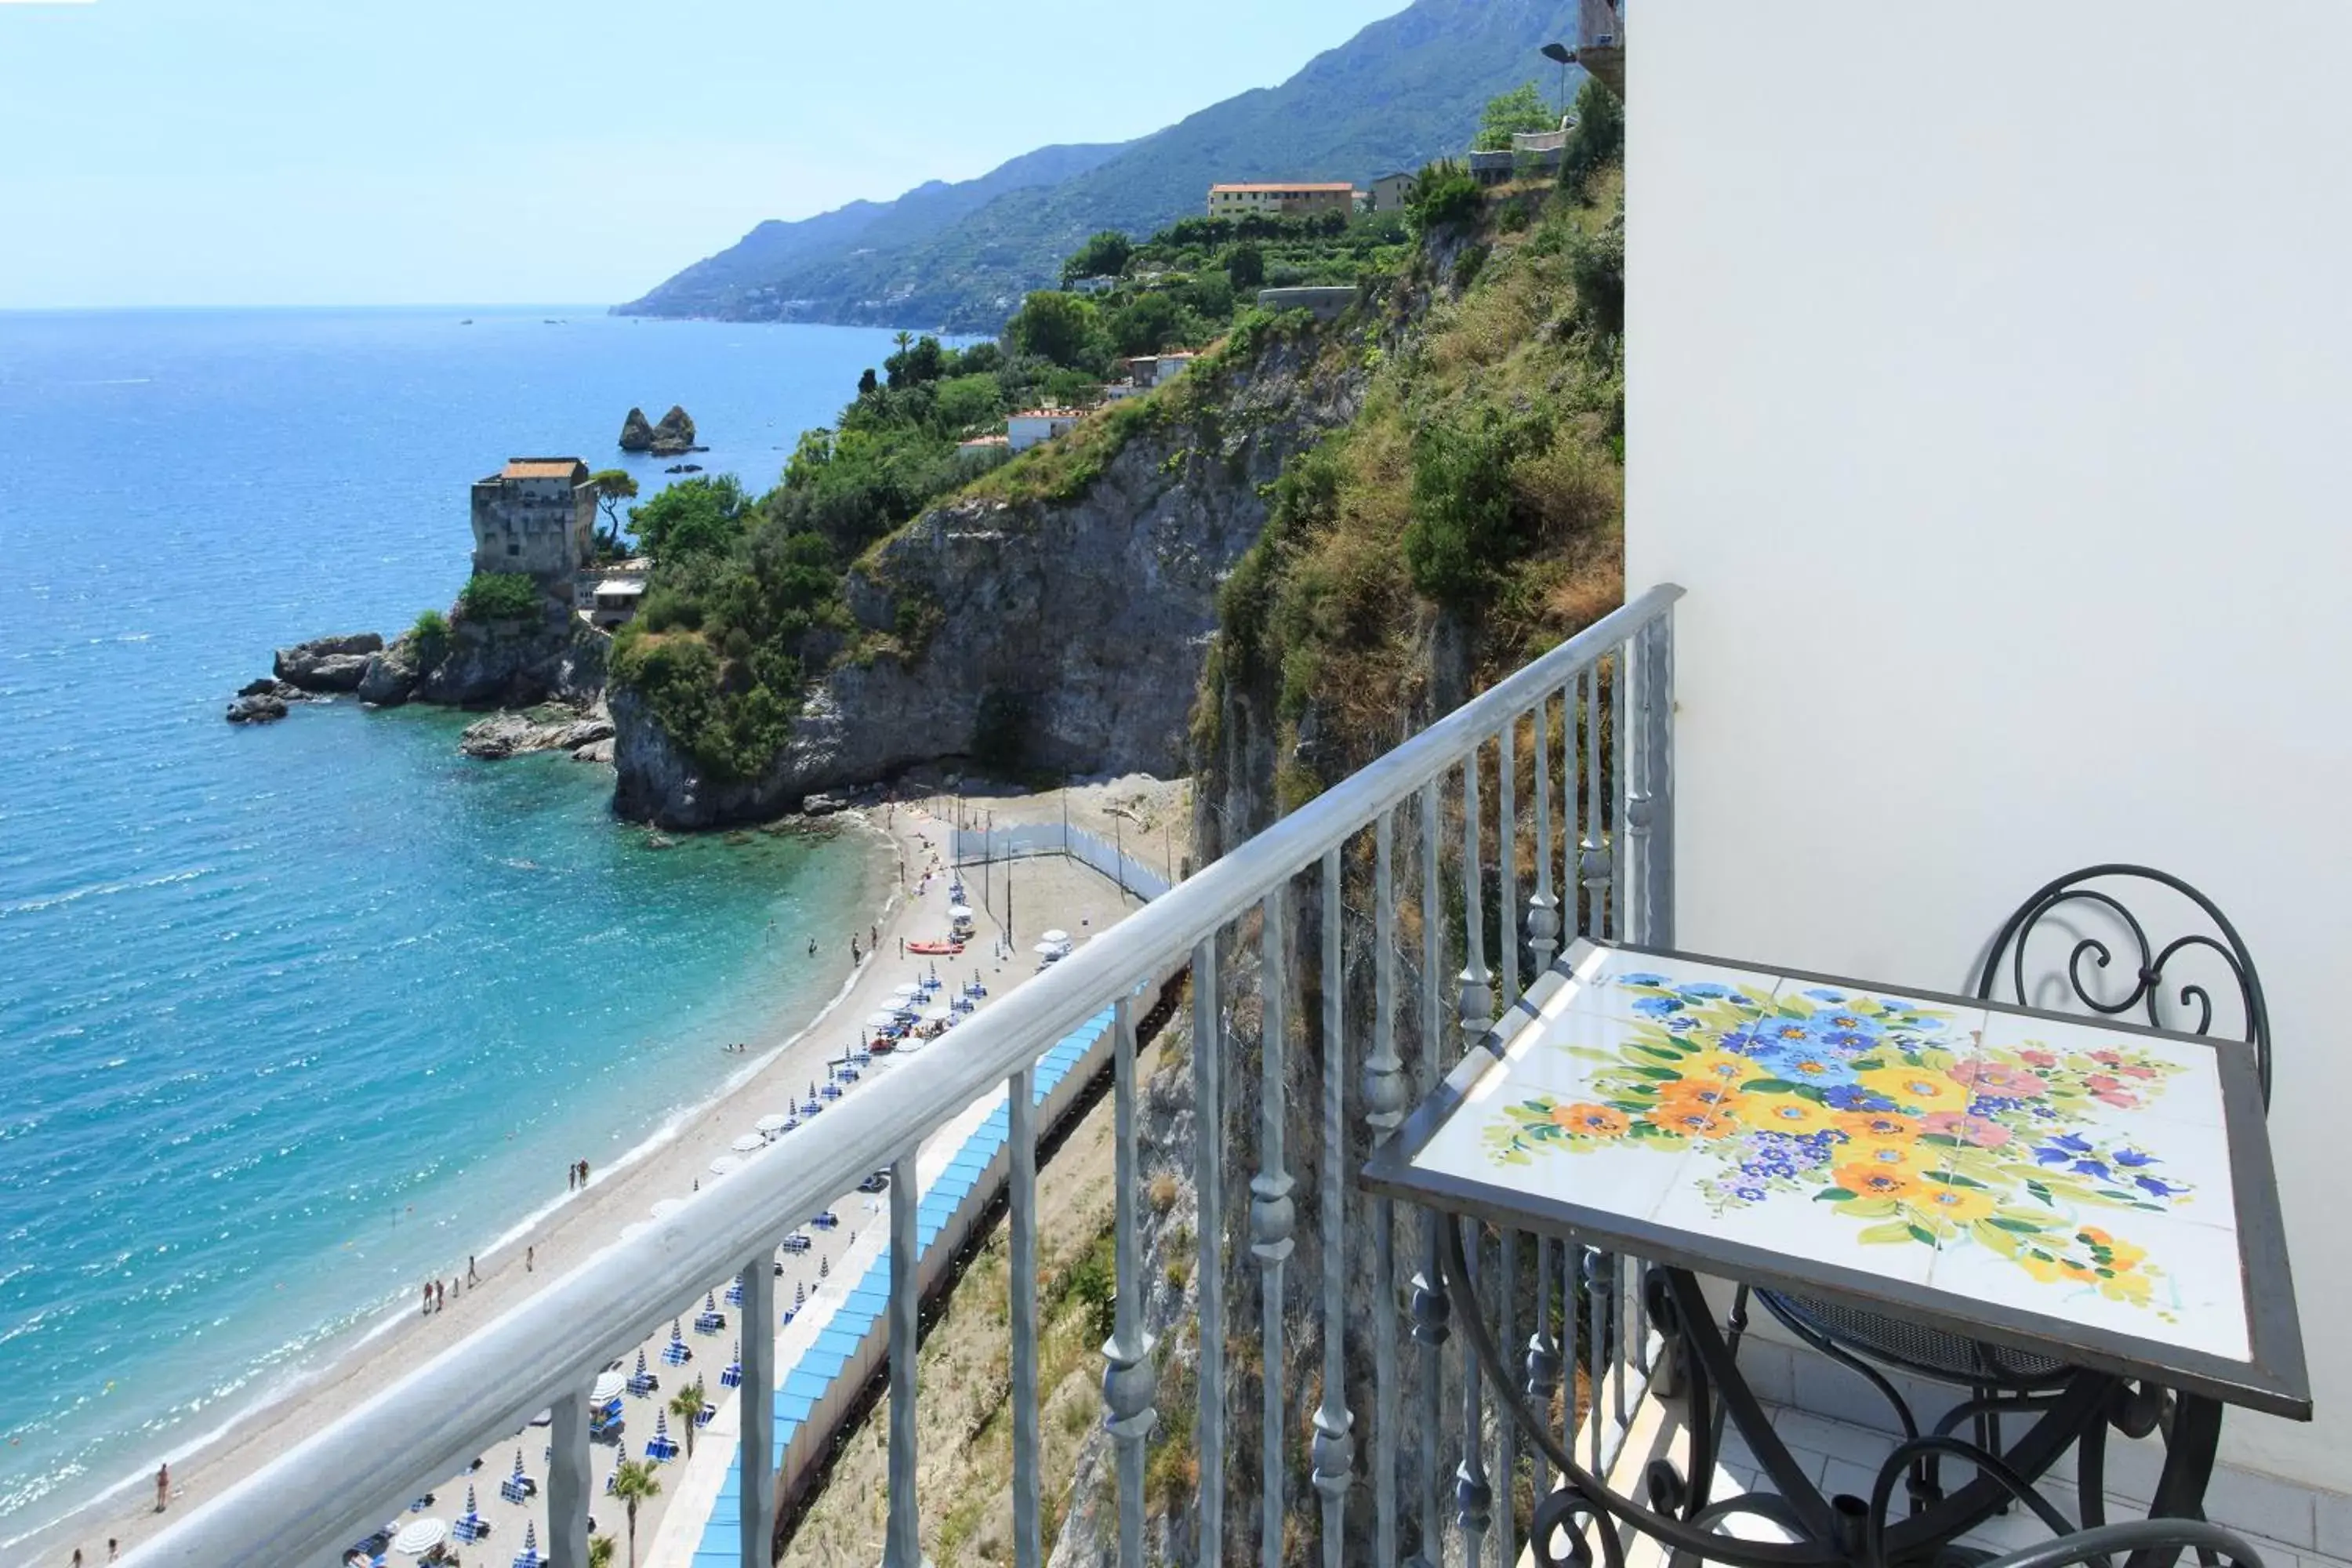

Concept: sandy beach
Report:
left=31, top=784, right=1164, bottom=1568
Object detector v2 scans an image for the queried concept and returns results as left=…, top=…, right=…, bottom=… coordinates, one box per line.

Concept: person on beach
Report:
left=154, top=1462, right=169, bottom=1514
left=526, top=1245, right=534, bottom=1273
left=870, top=923, right=879, bottom=948
left=467, top=1254, right=477, bottom=1285
left=71, top=1547, right=81, bottom=1567
left=567, top=1163, right=575, bottom=1192
left=898, top=936, right=905, bottom=958
left=423, top=1280, right=433, bottom=1316
left=109, top=1540, right=118, bottom=1561
left=579, top=1158, right=590, bottom=1185
left=851, top=938, right=860, bottom=964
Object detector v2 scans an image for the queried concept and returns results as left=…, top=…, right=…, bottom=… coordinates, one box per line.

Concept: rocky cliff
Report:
left=357, top=617, right=606, bottom=710
left=612, top=323, right=1382, bottom=829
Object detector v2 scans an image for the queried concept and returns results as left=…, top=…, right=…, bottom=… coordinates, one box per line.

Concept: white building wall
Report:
left=1628, top=2, right=2352, bottom=1494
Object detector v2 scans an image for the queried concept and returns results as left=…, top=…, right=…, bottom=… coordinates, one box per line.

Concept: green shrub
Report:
left=1403, top=406, right=1549, bottom=608
left=456, top=572, right=542, bottom=622
left=410, top=608, right=450, bottom=667
left=1559, top=78, right=1624, bottom=194
left=1405, top=161, right=1485, bottom=236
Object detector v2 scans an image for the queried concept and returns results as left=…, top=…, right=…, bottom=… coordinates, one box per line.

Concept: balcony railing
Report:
left=125, top=583, right=1686, bottom=1568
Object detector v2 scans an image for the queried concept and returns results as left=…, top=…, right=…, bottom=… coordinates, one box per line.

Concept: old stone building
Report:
left=469, top=458, right=598, bottom=603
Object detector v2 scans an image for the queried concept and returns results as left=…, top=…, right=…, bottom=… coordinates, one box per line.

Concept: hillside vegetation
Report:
left=615, top=0, right=1583, bottom=330
left=1198, top=81, right=1627, bottom=811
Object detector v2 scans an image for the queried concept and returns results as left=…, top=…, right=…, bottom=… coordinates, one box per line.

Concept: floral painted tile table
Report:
left=1363, top=940, right=2308, bottom=1568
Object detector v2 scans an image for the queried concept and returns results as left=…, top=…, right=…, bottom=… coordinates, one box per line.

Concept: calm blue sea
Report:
left=0, top=308, right=914, bottom=1543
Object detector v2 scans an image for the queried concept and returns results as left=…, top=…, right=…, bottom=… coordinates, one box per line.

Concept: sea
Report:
left=0, top=307, right=918, bottom=1547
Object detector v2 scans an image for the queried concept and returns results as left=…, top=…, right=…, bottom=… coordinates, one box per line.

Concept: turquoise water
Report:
left=0, top=309, right=910, bottom=1542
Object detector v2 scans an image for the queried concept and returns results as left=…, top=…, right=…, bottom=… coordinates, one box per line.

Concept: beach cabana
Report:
left=729, top=1132, right=765, bottom=1153
left=662, top=1319, right=692, bottom=1365
left=510, top=1519, right=541, bottom=1568
left=390, top=1517, right=446, bottom=1556
left=498, top=1450, right=532, bottom=1505
left=452, top=1485, right=488, bottom=1543
left=626, top=1347, right=656, bottom=1397
left=645, top=1410, right=679, bottom=1463
left=720, top=1341, right=742, bottom=1388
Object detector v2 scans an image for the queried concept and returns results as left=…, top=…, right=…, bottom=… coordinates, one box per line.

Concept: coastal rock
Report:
left=274, top=632, right=384, bottom=692
left=238, top=676, right=309, bottom=701
left=619, top=407, right=655, bottom=452
left=225, top=692, right=289, bottom=724
left=610, top=327, right=1370, bottom=828
left=571, top=738, right=615, bottom=764
left=358, top=637, right=422, bottom=706
left=648, top=405, right=698, bottom=456
left=802, top=791, right=848, bottom=816
left=459, top=706, right=597, bottom=760
left=415, top=619, right=606, bottom=710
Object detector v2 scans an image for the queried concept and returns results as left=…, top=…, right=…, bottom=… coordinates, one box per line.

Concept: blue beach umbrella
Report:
left=720, top=1341, right=742, bottom=1388
left=511, top=1519, right=540, bottom=1568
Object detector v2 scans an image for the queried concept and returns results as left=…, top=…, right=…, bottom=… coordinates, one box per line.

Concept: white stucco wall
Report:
left=1626, top=3, right=2352, bottom=1491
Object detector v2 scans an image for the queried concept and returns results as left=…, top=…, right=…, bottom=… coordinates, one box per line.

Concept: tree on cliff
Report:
left=590, top=470, right=639, bottom=550
left=1060, top=229, right=1133, bottom=284
left=1474, top=81, right=1555, bottom=149
left=629, top=474, right=750, bottom=561
left=1005, top=290, right=1105, bottom=372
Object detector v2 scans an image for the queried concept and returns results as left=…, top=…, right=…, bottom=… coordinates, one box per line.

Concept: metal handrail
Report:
left=126, top=583, right=1683, bottom=1567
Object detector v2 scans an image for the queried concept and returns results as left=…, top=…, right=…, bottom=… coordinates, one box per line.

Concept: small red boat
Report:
left=906, top=939, right=964, bottom=956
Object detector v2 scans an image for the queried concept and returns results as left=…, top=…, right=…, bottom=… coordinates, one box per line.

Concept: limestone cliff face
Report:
left=358, top=619, right=606, bottom=710
left=612, top=328, right=1369, bottom=829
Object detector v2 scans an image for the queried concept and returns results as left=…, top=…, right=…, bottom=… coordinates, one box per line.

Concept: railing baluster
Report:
left=1406, top=782, right=1450, bottom=1568
left=1011, top=1063, right=1044, bottom=1568
left=1251, top=889, right=1297, bottom=1568
left=1651, top=612, right=1678, bottom=949
left=1497, top=719, right=1519, bottom=1009
left=1528, top=697, right=1559, bottom=975
left=1456, top=1220, right=1493, bottom=1568
left=547, top=1374, right=591, bottom=1568
left=1105, top=993, right=1156, bottom=1568
left=739, top=1249, right=776, bottom=1568
left=1192, top=938, right=1225, bottom=1568
left=1497, top=1229, right=1519, bottom=1568
left=1527, top=1235, right=1557, bottom=1508
left=886, top=1148, right=920, bottom=1568
left=1564, top=681, right=1581, bottom=942
left=1312, top=848, right=1354, bottom=1568
left=1581, top=666, right=1609, bottom=942
left=1584, top=1244, right=1606, bottom=1476
left=1367, top=813, right=1406, bottom=1568
left=1460, top=749, right=1494, bottom=1050
left=1613, top=642, right=1632, bottom=945
left=1624, top=629, right=1652, bottom=946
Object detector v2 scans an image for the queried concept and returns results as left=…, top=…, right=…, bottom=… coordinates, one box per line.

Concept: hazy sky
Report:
left=0, top=0, right=1411, bottom=309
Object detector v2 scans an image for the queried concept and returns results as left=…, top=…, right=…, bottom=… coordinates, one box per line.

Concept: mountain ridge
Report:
left=615, top=0, right=1581, bottom=331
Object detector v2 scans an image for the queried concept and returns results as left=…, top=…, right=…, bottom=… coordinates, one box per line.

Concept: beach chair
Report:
left=625, top=1346, right=657, bottom=1398
left=645, top=1410, right=679, bottom=1463
left=779, top=1232, right=810, bottom=1254
left=720, top=1341, right=743, bottom=1388
left=661, top=1321, right=692, bottom=1366
left=497, top=1450, right=532, bottom=1505
left=510, top=1519, right=540, bottom=1568
left=693, top=1291, right=725, bottom=1334
left=725, top=1277, right=744, bottom=1307
left=811, top=1210, right=839, bottom=1230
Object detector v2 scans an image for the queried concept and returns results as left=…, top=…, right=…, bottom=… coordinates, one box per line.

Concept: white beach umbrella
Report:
left=1034, top=942, right=1065, bottom=957
left=755, top=1113, right=793, bottom=1134
left=949, top=904, right=975, bottom=919
left=710, top=1154, right=746, bottom=1177
left=1040, top=928, right=1070, bottom=945
left=392, top=1518, right=448, bottom=1555
left=888, top=982, right=921, bottom=998
left=650, top=1199, right=686, bottom=1221
left=920, top=1005, right=953, bottom=1022
left=730, top=1133, right=766, bottom=1154
left=895, top=1034, right=925, bottom=1054
left=590, top=1371, right=626, bottom=1403
left=865, top=1009, right=902, bottom=1029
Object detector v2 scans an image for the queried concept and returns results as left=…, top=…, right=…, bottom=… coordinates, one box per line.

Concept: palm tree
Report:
left=891, top=329, right=914, bottom=360
left=610, top=1459, right=662, bottom=1568
left=668, top=1379, right=709, bottom=1460
left=588, top=1535, right=618, bottom=1568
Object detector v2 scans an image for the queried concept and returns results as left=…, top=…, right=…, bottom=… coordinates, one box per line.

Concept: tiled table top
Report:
left=1364, top=941, right=2309, bottom=1418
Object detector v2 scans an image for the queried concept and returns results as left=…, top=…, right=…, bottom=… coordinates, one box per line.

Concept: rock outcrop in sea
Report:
left=618, top=405, right=699, bottom=456
left=273, top=632, right=382, bottom=692
left=354, top=619, right=606, bottom=710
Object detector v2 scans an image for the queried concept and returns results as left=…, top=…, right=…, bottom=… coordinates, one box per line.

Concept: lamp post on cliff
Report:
left=1541, top=40, right=1574, bottom=122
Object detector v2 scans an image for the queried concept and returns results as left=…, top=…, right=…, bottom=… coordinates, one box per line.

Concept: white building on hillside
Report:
left=1006, top=408, right=1083, bottom=452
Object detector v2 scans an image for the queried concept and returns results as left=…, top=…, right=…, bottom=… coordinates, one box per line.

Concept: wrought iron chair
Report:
left=1742, top=865, right=2270, bottom=1504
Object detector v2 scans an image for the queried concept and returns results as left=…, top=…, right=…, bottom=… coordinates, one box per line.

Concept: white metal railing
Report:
left=122, top=583, right=1683, bottom=1568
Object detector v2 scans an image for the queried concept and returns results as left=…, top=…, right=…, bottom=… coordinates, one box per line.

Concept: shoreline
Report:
left=7, top=803, right=918, bottom=1564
